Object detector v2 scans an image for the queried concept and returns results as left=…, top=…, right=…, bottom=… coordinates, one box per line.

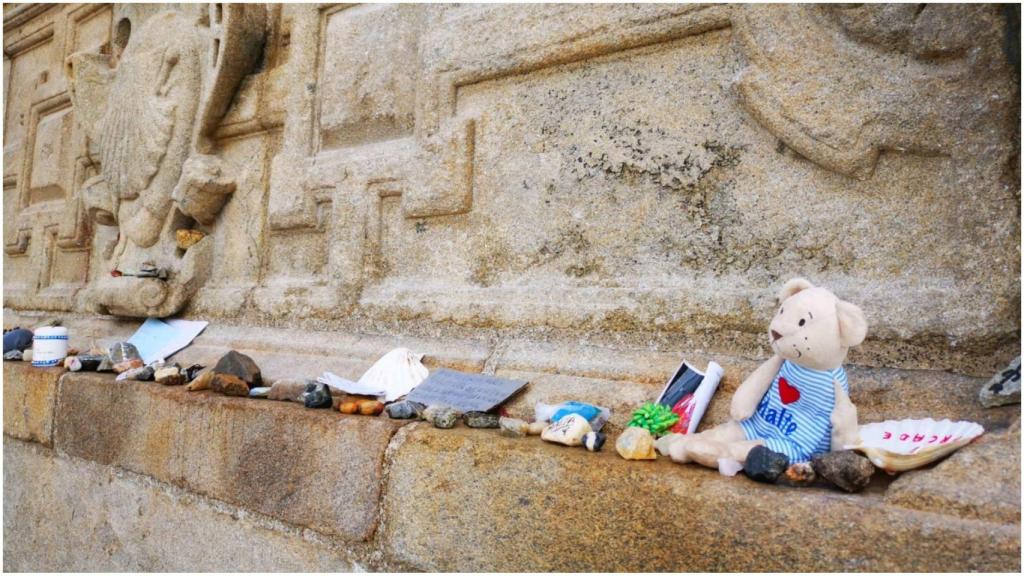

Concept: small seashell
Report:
left=850, top=418, right=984, bottom=472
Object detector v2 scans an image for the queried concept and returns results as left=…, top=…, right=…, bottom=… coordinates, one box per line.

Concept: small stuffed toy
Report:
left=659, top=278, right=868, bottom=471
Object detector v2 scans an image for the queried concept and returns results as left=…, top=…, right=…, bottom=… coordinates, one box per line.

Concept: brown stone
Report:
left=268, top=379, right=307, bottom=401
left=211, top=373, right=250, bottom=397
left=811, top=451, right=876, bottom=493
left=154, top=366, right=184, bottom=386
left=358, top=400, right=385, bottom=416
left=185, top=370, right=215, bottom=392
left=338, top=401, right=359, bottom=415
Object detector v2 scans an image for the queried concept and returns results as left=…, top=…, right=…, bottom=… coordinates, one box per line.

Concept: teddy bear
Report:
left=657, top=277, right=868, bottom=473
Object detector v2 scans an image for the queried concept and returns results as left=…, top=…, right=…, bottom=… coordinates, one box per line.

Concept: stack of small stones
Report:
left=742, top=446, right=875, bottom=492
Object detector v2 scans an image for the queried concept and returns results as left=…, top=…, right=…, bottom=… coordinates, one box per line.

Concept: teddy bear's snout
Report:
left=770, top=329, right=782, bottom=342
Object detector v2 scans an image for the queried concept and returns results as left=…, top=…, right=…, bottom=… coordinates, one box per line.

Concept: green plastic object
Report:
left=627, top=402, right=679, bottom=436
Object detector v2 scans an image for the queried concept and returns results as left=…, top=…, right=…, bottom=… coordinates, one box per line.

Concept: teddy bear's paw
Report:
left=668, top=440, right=692, bottom=463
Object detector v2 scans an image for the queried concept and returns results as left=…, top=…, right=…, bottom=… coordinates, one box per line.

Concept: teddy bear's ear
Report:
left=778, top=277, right=814, bottom=302
left=836, top=299, right=868, bottom=348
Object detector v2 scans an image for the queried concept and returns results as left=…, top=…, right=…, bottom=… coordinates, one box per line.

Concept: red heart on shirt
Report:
left=778, top=376, right=800, bottom=405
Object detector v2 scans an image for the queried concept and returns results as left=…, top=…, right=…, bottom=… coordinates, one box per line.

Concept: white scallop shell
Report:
left=849, top=418, right=984, bottom=473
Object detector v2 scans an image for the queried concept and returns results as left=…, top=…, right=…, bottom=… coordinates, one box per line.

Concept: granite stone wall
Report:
left=3, top=3, right=1019, bottom=375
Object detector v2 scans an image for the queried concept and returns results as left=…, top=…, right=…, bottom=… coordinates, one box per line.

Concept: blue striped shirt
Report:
left=739, top=360, right=848, bottom=463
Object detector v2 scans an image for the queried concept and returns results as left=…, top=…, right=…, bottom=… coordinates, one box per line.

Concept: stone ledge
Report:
left=381, top=424, right=1021, bottom=572
left=54, top=372, right=404, bottom=542
left=2, top=439, right=368, bottom=572
left=885, top=426, right=1021, bottom=524
left=3, top=362, right=61, bottom=446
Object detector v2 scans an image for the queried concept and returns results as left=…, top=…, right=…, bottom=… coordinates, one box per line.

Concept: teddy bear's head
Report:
left=768, top=278, right=867, bottom=370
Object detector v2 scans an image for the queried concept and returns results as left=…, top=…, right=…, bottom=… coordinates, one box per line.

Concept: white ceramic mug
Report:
left=32, top=326, right=69, bottom=367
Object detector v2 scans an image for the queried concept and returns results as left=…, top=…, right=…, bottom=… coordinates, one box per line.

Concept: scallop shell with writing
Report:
left=849, top=418, right=984, bottom=472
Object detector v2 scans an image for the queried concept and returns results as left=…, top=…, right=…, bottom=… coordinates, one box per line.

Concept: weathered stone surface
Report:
left=2, top=362, right=59, bottom=445
left=885, top=427, right=1022, bottom=524
left=54, top=372, right=402, bottom=541
left=3, top=440, right=365, bottom=572
left=1, top=4, right=1018, bottom=377
left=2, top=3, right=1022, bottom=570
left=382, top=426, right=1021, bottom=571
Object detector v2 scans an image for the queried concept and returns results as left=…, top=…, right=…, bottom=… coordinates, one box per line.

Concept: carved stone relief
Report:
left=3, top=4, right=1018, bottom=373
left=733, top=4, right=1014, bottom=179
left=63, top=4, right=266, bottom=317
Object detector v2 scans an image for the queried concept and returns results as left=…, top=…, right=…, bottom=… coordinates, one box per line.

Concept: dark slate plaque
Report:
left=405, top=369, right=528, bottom=413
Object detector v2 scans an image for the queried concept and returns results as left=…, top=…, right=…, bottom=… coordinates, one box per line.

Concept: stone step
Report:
left=3, top=314, right=1017, bottom=435
left=2, top=363, right=1019, bottom=571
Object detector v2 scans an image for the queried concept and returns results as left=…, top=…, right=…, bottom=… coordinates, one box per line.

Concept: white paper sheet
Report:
left=317, top=371, right=385, bottom=396
left=127, top=318, right=209, bottom=365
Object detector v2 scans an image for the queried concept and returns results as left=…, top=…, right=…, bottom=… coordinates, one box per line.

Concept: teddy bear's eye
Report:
left=799, top=318, right=806, bottom=327
left=779, top=308, right=784, bottom=315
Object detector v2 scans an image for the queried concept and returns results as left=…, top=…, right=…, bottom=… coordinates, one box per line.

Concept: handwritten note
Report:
left=405, top=369, right=528, bottom=413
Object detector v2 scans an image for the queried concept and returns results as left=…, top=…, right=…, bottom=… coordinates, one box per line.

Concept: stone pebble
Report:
left=583, top=431, right=606, bottom=452
left=811, top=450, right=875, bottom=493
left=778, top=462, right=817, bottom=487
left=358, top=400, right=385, bottom=416
left=121, top=365, right=155, bottom=382
left=212, top=350, right=262, bottom=388
left=744, top=445, right=790, bottom=484
left=211, top=373, right=249, bottom=397
left=386, top=400, right=425, bottom=419
left=464, top=411, right=500, bottom=429
left=3, top=328, right=33, bottom=354
left=154, top=365, right=184, bottom=386
left=303, top=382, right=334, bottom=409
left=499, top=417, right=530, bottom=438
left=268, top=378, right=307, bottom=401
left=541, top=413, right=592, bottom=446
left=423, top=405, right=460, bottom=429
left=615, top=426, right=657, bottom=460
left=186, top=371, right=215, bottom=391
